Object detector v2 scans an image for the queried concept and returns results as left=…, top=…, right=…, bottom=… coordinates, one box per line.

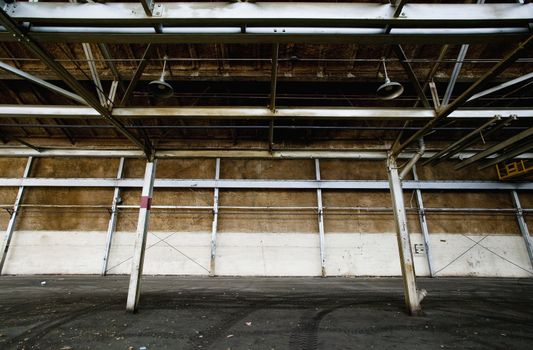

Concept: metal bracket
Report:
left=153, top=3, right=163, bottom=17
left=141, top=1, right=163, bottom=17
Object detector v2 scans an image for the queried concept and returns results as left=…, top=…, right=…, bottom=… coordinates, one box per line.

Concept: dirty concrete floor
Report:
left=0, top=276, right=532, bottom=350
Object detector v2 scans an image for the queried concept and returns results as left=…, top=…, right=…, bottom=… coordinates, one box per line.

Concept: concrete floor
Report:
left=0, top=276, right=532, bottom=350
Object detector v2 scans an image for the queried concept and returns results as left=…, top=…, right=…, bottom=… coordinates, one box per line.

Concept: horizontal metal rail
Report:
left=0, top=147, right=532, bottom=161
left=0, top=178, right=530, bottom=190
left=3, top=203, right=529, bottom=213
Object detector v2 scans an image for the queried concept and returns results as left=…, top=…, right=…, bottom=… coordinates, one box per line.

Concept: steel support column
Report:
left=101, top=157, right=125, bottom=276
left=126, top=160, right=156, bottom=312
left=315, top=159, right=326, bottom=277
left=269, top=44, right=279, bottom=152
left=387, top=154, right=425, bottom=315
left=412, top=165, right=434, bottom=277
left=511, top=190, right=533, bottom=269
left=209, top=158, right=220, bottom=276
left=0, top=156, right=33, bottom=274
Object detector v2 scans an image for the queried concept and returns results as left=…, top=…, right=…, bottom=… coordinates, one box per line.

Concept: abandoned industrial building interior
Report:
left=0, top=0, right=532, bottom=349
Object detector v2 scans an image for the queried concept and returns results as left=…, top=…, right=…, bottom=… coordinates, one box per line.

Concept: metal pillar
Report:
left=412, top=165, right=434, bottom=277
left=269, top=44, right=279, bottom=152
left=511, top=190, right=533, bottom=269
left=126, top=160, right=156, bottom=312
left=101, top=157, right=125, bottom=276
left=0, top=156, right=33, bottom=274
left=315, top=159, right=326, bottom=277
left=387, top=154, right=425, bottom=315
left=209, top=158, right=220, bottom=276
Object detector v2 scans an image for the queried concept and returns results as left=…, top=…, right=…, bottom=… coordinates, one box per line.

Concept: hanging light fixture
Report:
left=376, top=57, right=404, bottom=100
left=148, top=55, right=173, bottom=99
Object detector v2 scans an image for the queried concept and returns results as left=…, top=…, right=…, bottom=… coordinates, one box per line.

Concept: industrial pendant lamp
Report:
left=376, top=58, right=404, bottom=100
left=148, top=55, right=173, bottom=98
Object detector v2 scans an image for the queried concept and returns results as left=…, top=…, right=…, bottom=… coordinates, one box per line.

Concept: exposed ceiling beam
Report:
left=0, top=61, right=86, bottom=104
left=81, top=43, right=107, bottom=106
left=478, top=140, right=533, bottom=170
left=98, top=43, right=126, bottom=92
left=4, top=2, right=529, bottom=27
left=0, top=7, right=152, bottom=157
left=120, top=44, right=152, bottom=106
left=392, top=45, right=430, bottom=108
left=467, top=72, right=533, bottom=103
left=441, top=44, right=470, bottom=106
left=0, top=130, right=41, bottom=151
left=1, top=106, right=533, bottom=121
left=1, top=31, right=526, bottom=45
left=393, top=0, right=408, bottom=18
left=392, top=35, right=533, bottom=156
left=140, top=0, right=155, bottom=16
left=0, top=3, right=530, bottom=44
left=0, top=147, right=531, bottom=162
left=441, top=0, right=485, bottom=106
left=421, top=115, right=513, bottom=166
left=455, top=127, right=533, bottom=170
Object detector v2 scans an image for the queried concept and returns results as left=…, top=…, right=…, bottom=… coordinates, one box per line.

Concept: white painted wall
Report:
left=1, top=230, right=532, bottom=277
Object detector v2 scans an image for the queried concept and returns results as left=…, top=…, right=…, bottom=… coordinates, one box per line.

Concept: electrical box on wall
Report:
left=414, top=244, right=426, bottom=255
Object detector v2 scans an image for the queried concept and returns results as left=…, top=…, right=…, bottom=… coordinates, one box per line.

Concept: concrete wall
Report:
left=1, top=231, right=531, bottom=277
left=0, top=157, right=532, bottom=277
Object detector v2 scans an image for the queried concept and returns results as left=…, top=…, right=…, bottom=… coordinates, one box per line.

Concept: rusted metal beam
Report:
left=392, top=35, right=533, bottom=156
left=0, top=7, right=151, bottom=157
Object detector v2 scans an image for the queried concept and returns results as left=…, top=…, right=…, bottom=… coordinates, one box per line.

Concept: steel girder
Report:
left=0, top=106, right=532, bottom=120
left=0, top=148, right=532, bottom=160
left=0, top=4, right=153, bottom=157
left=0, top=2, right=531, bottom=44
left=0, top=177, right=531, bottom=191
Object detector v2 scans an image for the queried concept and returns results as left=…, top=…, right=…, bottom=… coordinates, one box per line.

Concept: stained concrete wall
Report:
left=0, top=157, right=531, bottom=277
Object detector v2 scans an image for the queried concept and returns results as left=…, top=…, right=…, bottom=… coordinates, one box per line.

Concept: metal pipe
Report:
left=400, top=138, right=425, bottom=180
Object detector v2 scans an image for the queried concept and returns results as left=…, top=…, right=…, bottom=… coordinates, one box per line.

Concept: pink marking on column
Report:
left=140, top=196, right=152, bottom=210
